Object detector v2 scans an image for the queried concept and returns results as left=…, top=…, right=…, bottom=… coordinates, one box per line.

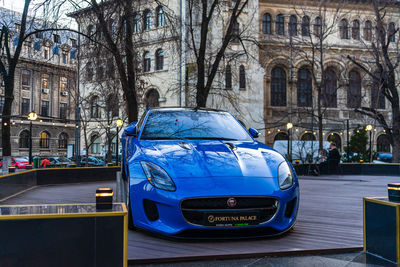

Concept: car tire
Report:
left=122, top=160, right=135, bottom=230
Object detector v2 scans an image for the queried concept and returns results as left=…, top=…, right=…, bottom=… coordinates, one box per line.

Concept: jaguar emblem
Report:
left=227, top=197, right=237, bottom=208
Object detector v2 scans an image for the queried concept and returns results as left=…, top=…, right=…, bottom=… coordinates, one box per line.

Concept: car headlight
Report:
left=140, top=161, right=176, bottom=191
left=277, top=161, right=293, bottom=190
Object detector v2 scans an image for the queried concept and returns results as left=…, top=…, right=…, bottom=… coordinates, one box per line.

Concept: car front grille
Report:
left=181, top=197, right=279, bottom=227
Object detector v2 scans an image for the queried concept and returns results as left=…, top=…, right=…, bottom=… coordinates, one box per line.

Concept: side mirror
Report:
left=248, top=128, right=260, bottom=138
left=124, top=122, right=138, bottom=136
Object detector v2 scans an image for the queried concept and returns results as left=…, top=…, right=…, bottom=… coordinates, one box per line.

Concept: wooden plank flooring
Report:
left=1, top=175, right=398, bottom=263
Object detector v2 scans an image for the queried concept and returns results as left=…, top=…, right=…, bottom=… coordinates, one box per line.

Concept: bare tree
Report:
left=347, top=0, right=400, bottom=162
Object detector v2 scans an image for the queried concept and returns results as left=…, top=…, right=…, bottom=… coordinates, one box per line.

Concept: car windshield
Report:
left=141, top=110, right=252, bottom=141
left=14, top=157, right=28, bottom=163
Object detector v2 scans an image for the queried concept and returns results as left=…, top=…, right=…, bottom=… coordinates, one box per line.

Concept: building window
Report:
left=19, top=130, right=30, bottom=148
left=276, top=14, right=285, bottom=35
left=352, top=20, right=360, bottom=40
left=62, top=52, right=68, bottom=64
left=90, top=96, right=100, bottom=118
left=239, top=65, right=246, bottom=90
left=22, top=98, right=30, bottom=114
left=297, top=67, right=312, bottom=107
left=262, top=13, right=272, bottom=34
left=41, top=100, right=49, bottom=117
left=70, top=38, right=77, bottom=48
left=225, top=65, right=232, bottom=89
left=274, top=132, right=289, bottom=142
left=133, top=13, right=139, bottom=33
left=21, top=70, right=31, bottom=89
left=86, top=62, right=93, bottom=81
left=156, top=6, right=165, bottom=27
left=314, top=16, right=322, bottom=37
left=364, top=21, right=372, bottom=41
left=97, top=65, right=104, bottom=80
left=377, top=134, right=390, bottom=152
left=40, top=131, right=50, bottom=149
left=41, top=74, right=49, bottom=89
left=44, top=46, right=50, bottom=60
left=348, top=70, right=361, bottom=108
left=301, top=133, right=316, bottom=141
left=371, top=72, right=385, bottom=109
left=271, top=67, right=287, bottom=106
left=388, top=22, right=396, bottom=42
left=0, top=96, right=4, bottom=114
left=340, top=19, right=349, bottom=39
left=289, top=15, right=297, bottom=36
left=232, top=21, right=240, bottom=43
left=60, top=103, right=67, bottom=119
left=143, top=10, right=151, bottom=31
left=323, top=68, right=337, bottom=108
left=143, top=52, right=151, bottom=72
left=35, top=30, right=43, bottom=39
left=155, top=49, right=164, bottom=70
left=106, top=58, right=115, bottom=78
left=60, top=77, right=67, bottom=92
left=144, top=89, right=160, bottom=109
left=58, top=133, right=68, bottom=149
left=91, top=135, right=101, bottom=154
left=53, top=34, right=60, bottom=44
left=106, top=94, right=119, bottom=117
left=302, top=16, right=310, bottom=36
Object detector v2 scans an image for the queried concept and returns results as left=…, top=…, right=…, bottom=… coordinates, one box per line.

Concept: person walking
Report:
left=327, top=143, right=341, bottom=174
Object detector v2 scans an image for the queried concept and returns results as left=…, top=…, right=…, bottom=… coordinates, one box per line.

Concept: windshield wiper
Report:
left=183, top=137, right=238, bottom=141
left=141, top=136, right=182, bottom=140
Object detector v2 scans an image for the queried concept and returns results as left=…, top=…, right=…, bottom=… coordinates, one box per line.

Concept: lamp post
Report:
left=115, top=119, right=124, bottom=166
left=27, top=112, right=38, bottom=164
left=286, top=122, right=293, bottom=162
left=366, top=124, right=373, bottom=163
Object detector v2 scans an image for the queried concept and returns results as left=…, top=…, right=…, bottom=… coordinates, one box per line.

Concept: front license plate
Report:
left=204, top=212, right=260, bottom=226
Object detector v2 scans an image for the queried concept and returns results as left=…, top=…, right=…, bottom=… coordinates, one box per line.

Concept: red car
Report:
left=0, top=157, right=29, bottom=169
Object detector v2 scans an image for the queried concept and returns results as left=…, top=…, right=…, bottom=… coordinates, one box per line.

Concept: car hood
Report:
left=138, top=140, right=285, bottom=178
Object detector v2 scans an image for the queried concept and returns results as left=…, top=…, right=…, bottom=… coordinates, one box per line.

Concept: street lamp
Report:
left=366, top=124, right=373, bottom=163
left=115, top=119, right=124, bottom=166
left=286, top=122, right=293, bottom=162
left=27, top=112, right=37, bottom=164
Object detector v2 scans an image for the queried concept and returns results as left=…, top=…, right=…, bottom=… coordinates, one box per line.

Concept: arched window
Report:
left=143, top=51, right=151, bottom=72
left=262, top=13, right=272, bottom=34
left=239, top=65, right=246, bottom=89
left=352, top=20, right=360, bottom=40
left=58, top=133, right=68, bottom=149
left=91, top=135, right=101, bottom=154
left=143, top=10, right=151, bottom=31
left=301, top=133, right=316, bottom=141
left=274, top=132, right=289, bottom=142
left=302, top=16, right=310, bottom=36
left=133, top=13, right=139, bottom=33
left=276, top=14, right=285, bottom=35
left=371, top=72, right=385, bottom=109
left=377, top=134, right=390, bottom=152
left=271, top=67, right=287, bottom=106
left=340, top=19, right=349, bottom=39
left=225, top=65, right=232, bottom=89
left=327, top=133, right=342, bottom=151
left=40, top=131, right=50, bottom=149
left=289, top=15, right=297, bottom=36
left=314, top=16, right=322, bottom=37
left=155, top=49, right=164, bottom=70
left=297, top=67, right=312, bottom=107
left=144, top=89, right=160, bottom=109
left=156, top=6, right=165, bottom=27
left=323, top=67, right=337, bottom=108
left=348, top=70, right=361, bottom=108
left=388, top=22, right=396, bottom=42
left=90, top=96, right=100, bottom=118
left=19, top=130, right=30, bottom=148
left=364, top=20, right=372, bottom=41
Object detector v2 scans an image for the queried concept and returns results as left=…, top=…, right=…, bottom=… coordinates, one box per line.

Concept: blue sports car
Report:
left=120, top=108, right=299, bottom=238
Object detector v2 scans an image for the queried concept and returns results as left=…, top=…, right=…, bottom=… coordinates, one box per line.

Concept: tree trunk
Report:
left=2, top=76, right=14, bottom=172
left=317, top=85, right=323, bottom=152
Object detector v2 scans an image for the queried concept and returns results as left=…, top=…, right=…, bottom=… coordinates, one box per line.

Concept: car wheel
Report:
left=122, top=161, right=135, bottom=230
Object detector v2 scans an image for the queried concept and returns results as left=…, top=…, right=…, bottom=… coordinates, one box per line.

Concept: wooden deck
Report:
left=1, top=175, right=397, bottom=264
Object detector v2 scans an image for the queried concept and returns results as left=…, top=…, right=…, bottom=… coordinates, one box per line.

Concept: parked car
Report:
left=0, top=157, right=29, bottom=169
left=120, top=108, right=299, bottom=237
left=48, top=157, right=72, bottom=167
left=71, top=156, right=106, bottom=167
left=374, top=153, right=392, bottom=163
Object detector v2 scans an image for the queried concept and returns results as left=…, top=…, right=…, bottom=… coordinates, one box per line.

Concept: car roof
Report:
left=148, top=107, right=227, bottom=113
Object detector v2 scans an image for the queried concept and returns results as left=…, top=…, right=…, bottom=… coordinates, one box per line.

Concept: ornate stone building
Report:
left=0, top=7, right=78, bottom=157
